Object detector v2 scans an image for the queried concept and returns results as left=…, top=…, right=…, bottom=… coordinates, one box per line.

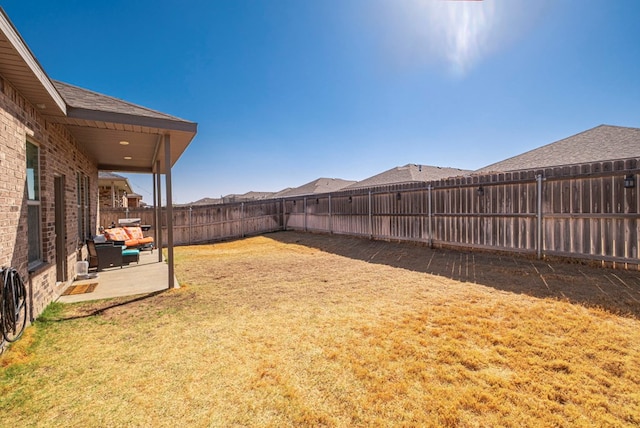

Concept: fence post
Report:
left=189, top=205, right=193, bottom=245
left=241, top=202, right=245, bottom=238
left=328, top=194, right=332, bottom=234
left=281, top=199, right=285, bottom=231
left=428, top=184, right=433, bottom=248
left=304, top=197, right=307, bottom=231
left=368, top=190, right=373, bottom=239
left=536, top=174, right=544, bottom=259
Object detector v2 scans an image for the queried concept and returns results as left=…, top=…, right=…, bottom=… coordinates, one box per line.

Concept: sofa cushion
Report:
left=123, top=226, right=143, bottom=240
left=124, top=227, right=154, bottom=247
left=104, top=227, right=130, bottom=242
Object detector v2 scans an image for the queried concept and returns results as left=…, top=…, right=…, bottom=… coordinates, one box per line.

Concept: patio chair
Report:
left=86, top=239, right=139, bottom=271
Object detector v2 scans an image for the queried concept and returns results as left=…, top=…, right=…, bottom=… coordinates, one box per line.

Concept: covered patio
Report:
left=57, top=249, right=173, bottom=303
left=49, top=80, right=198, bottom=293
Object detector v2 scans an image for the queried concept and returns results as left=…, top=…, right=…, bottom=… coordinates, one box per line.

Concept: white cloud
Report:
left=382, top=0, right=549, bottom=77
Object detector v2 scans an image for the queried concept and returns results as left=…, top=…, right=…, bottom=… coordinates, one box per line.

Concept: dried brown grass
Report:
left=1, top=232, right=639, bottom=427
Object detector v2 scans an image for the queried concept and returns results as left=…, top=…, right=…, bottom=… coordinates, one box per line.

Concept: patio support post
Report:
left=164, top=134, right=175, bottom=289
left=156, top=159, right=163, bottom=263
left=152, top=169, right=157, bottom=248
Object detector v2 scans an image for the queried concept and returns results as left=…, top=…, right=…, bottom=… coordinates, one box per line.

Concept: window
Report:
left=26, top=141, right=41, bottom=265
left=77, top=172, right=91, bottom=242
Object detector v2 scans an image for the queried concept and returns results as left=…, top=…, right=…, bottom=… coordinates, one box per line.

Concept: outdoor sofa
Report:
left=86, top=239, right=140, bottom=272
left=103, top=226, right=154, bottom=251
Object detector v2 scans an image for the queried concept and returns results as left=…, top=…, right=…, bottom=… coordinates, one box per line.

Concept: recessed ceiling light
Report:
left=36, top=103, right=46, bottom=109
left=124, top=156, right=132, bottom=160
left=119, top=140, right=130, bottom=145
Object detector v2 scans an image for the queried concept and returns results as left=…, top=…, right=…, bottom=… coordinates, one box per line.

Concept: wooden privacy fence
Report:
left=100, top=157, right=639, bottom=269
left=100, top=200, right=283, bottom=246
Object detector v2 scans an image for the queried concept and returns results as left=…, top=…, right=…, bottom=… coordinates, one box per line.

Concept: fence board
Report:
left=99, top=159, right=639, bottom=269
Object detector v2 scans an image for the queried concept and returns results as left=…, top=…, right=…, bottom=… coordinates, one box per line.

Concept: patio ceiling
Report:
left=0, top=8, right=197, bottom=175
left=50, top=81, right=197, bottom=174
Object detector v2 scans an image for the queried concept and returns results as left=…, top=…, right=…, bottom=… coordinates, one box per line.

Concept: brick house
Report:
left=0, top=9, right=197, bottom=320
left=98, top=171, right=138, bottom=208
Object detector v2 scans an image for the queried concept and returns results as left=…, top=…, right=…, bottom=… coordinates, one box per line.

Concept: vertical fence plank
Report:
left=99, top=161, right=639, bottom=268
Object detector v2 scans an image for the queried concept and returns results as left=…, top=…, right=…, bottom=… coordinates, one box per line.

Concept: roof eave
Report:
left=0, top=8, right=66, bottom=116
left=66, top=106, right=197, bottom=134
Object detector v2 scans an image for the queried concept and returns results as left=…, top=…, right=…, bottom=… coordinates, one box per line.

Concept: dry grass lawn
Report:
left=1, top=231, right=640, bottom=427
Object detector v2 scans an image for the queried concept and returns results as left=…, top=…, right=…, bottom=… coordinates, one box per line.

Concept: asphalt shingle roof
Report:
left=53, top=80, right=190, bottom=123
left=476, top=125, right=640, bottom=174
left=275, top=178, right=356, bottom=198
left=346, top=164, right=471, bottom=189
left=98, top=172, right=126, bottom=180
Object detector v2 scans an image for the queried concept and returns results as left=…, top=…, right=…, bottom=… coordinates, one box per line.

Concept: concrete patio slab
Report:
left=57, top=250, right=177, bottom=303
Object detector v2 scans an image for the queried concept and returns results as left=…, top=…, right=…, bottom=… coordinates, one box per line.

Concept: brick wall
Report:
left=0, top=76, right=98, bottom=319
left=98, top=185, right=127, bottom=208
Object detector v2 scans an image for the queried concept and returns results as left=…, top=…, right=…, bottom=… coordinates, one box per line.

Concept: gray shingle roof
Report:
left=346, top=164, right=471, bottom=189
left=98, top=172, right=126, bottom=180
left=476, top=125, right=640, bottom=174
left=53, top=80, right=190, bottom=123
left=275, top=178, right=356, bottom=198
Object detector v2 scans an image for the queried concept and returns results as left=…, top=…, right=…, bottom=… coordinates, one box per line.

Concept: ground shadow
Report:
left=42, top=290, right=168, bottom=322
left=268, top=231, right=640, bottom=319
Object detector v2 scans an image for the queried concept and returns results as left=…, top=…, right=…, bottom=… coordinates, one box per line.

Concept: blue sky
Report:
left=4, top=1, right=640, bottom=203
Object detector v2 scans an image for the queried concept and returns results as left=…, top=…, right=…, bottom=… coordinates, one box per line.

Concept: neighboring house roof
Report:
left=476, top=125, right=640, bottom=174
left=99, top=171, right=126, bottom=180
left=346, top=164, right=471, bottom=190
left=98, top=172, right=134, bottom=194
left=275, top=178, right=356, bottom=198
left=189, top=197, right=223, bottom=206
left=224, top=191, right=276, bottom=201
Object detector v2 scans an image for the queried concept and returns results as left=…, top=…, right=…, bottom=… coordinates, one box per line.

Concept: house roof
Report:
left=98, top=172, right=133, bottom=194
left=476, top=125, right=640, bottom=174
left=51, top=80, right=197, bottom=173
left=0, top=8, right=197, bottom=174
left=236, top=191, right=276, bottom=200
left=346, top=164, right=471, bottom=190
left=188, top=197, right=223, bottom=206
left=99, top=171, right=127, bottom=181
left=0, top=9, right=65, bottom=116
left=275, top=178, right=356, bottom=198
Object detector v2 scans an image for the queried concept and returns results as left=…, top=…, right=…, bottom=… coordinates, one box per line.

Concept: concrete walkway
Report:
left=57, top=250, right=177, bottom=303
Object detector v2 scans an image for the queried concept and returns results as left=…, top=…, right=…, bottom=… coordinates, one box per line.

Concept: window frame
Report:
left=26, top=141, right=42, bottom=267
left=77, top=172, right=91, bottom=243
